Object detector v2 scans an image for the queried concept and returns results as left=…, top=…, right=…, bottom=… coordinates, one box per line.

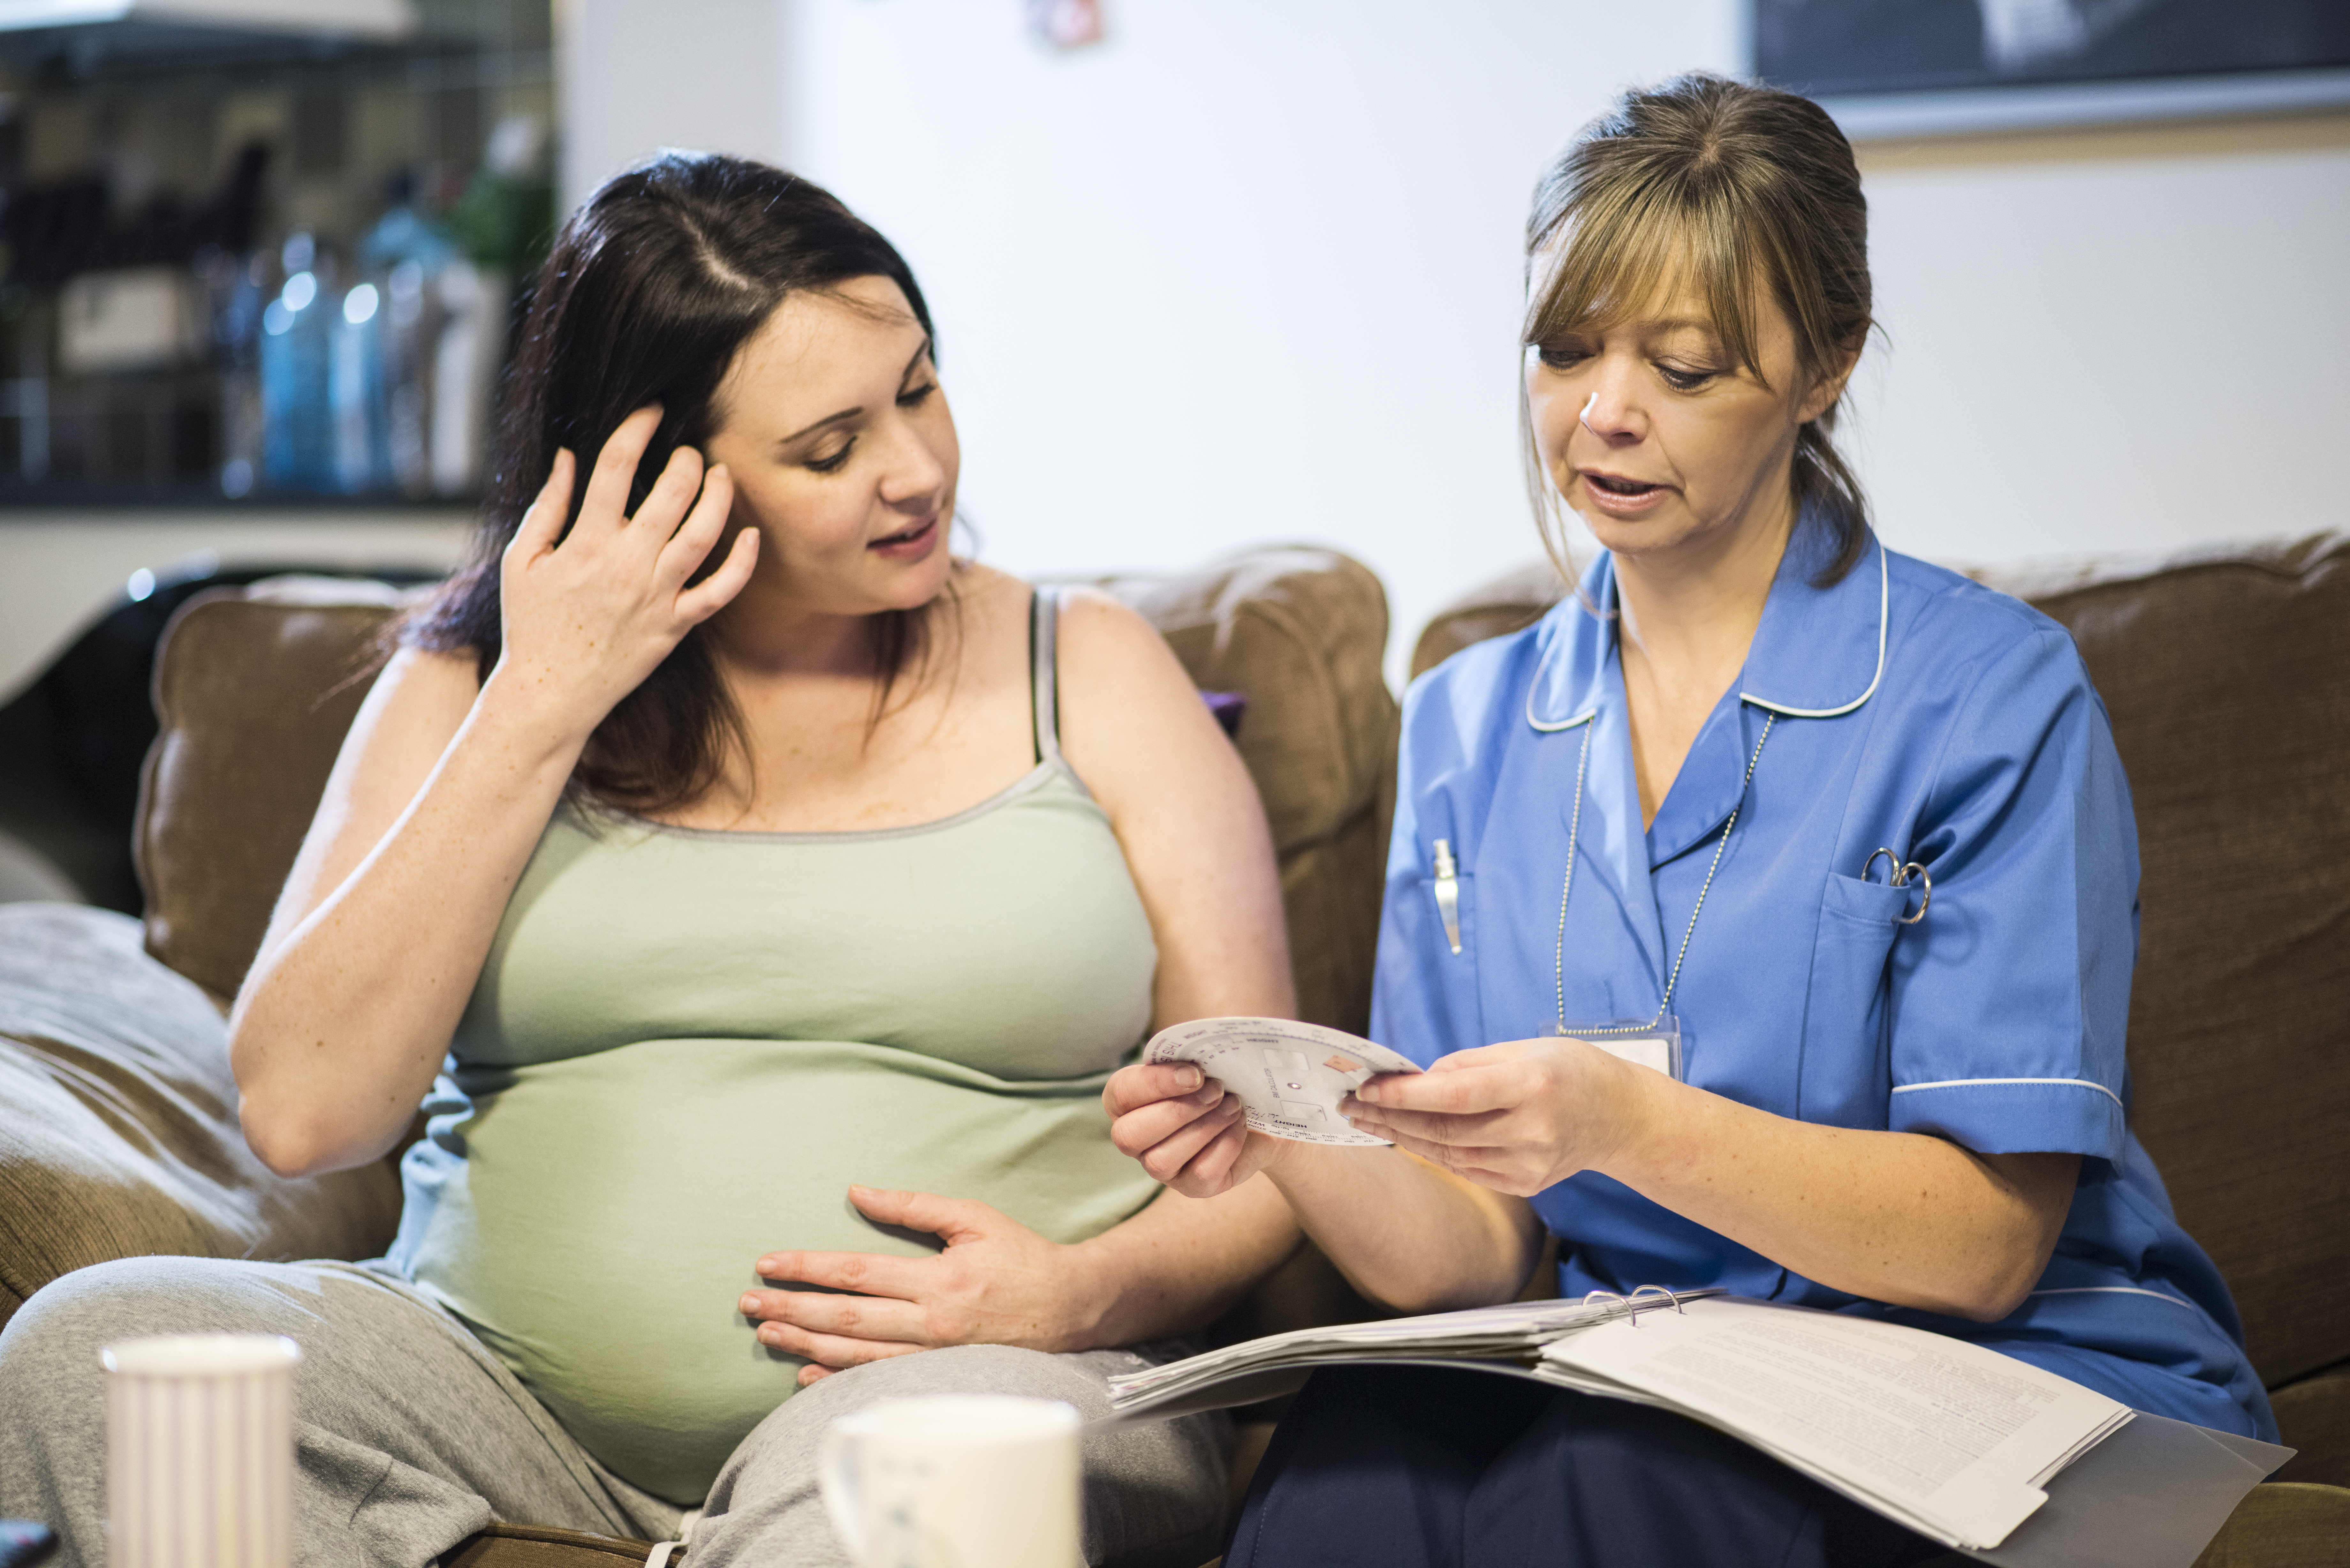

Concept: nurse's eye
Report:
left=805, top=439, right=855, bottom=474
left=1534, top=343, right=1591, bottom=372
left=897, top=381, right=937, bottom=408
left=1657, top=363, right=1721, bottom=392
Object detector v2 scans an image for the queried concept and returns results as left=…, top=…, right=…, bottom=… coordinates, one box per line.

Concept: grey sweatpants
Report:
left=0, top=1257, right=1227, bottom=1568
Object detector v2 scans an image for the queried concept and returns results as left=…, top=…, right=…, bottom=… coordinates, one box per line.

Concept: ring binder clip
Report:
left=1583, top=1285, right=1696, bottom=1327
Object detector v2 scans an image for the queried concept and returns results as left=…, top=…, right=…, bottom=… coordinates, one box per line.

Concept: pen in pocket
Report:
left=1431, top=838, right=1462, bottom=955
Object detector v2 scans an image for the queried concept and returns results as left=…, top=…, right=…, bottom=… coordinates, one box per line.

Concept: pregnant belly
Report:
left=395, top=1037, right=1160, bottom=1505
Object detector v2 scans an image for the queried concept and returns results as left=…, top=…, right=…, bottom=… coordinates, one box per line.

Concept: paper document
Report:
left=1534, top=1298, right=2133, bottom=1551
left=1099, top=1292, right=2276, bottom=1559
left=1142, top=1017, right=1422, bottom=1146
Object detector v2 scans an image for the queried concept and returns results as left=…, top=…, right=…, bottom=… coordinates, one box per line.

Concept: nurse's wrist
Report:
left=1585, top=1051, right=1686, bottom=1187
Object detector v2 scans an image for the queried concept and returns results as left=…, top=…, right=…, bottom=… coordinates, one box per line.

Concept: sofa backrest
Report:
left=1979, top=535, right=2350, bottom=1389
left=136, top=549, right=1398, bottom=1033
left=1410, top=533, right=2350, bottom=1391
left=137, top=578, right=416, bottom=1007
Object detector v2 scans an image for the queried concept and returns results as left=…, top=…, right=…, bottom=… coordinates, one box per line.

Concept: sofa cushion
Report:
left=138, top=577, right=418, bottom=1006
left=2187, top=1482, right=2350, bottom=1568
left=1096, top=549, right=1398, bottom=1035
left=1409, top=558, right=1568, bottom=682
left=1410, top=534, right=2350, bottom=1389
left=2270, top=1369, right=2350, bottom=1491
left=0, top=903, right=403, bottom=1335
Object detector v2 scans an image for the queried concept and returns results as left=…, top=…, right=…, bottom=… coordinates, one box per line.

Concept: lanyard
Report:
left=1554, top=710, right=1776, bottom=1038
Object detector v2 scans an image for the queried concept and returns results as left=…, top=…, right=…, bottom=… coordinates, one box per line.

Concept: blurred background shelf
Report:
left=0, top=0, right=552, bottom=508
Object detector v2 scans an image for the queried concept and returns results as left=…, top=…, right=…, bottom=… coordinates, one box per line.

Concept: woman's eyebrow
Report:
left=775, top=338, right=936, bottom=448
left=777, top=407, right=860, bottom=446
left=898, top=336, right=935, bottom=385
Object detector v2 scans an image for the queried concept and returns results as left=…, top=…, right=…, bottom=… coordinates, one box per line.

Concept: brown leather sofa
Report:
left=3, top=535, right=2343, bottom=1565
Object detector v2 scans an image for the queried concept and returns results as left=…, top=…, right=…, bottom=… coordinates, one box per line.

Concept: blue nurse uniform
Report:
left=1225, top=518, right=2273, bottom=1568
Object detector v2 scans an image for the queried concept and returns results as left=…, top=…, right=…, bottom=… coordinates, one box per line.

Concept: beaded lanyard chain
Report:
left=1553, top=712, right=1776, bottom=1039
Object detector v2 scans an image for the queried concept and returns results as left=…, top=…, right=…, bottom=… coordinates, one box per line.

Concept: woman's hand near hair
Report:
left=494, top=406, right=756, bottom=738
left=228, top=409, right=755, bottom=1180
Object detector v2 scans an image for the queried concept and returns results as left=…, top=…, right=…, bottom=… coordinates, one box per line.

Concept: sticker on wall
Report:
left=1025, top=0, right=1102, bottom=49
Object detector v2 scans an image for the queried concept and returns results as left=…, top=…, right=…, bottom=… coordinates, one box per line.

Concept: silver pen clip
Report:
left=1431, top=838, right=1463, bottom=955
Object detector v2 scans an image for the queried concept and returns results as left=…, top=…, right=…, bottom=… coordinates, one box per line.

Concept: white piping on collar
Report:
left=1527, top=701, right=1597, bottom=735
left=1739, top=540, right=1888, bottom=720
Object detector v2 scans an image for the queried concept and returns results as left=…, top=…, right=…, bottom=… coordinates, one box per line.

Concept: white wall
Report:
left=556, top=0, right=789, bottom=205
left=561, top=0, right=2350, bottom=685
left=773, top=0, right=1741, bottom=685
left=1849, top=115, right=2350, bottom=568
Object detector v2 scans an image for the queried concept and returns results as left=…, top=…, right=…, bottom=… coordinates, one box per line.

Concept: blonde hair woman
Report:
left=1108, top=74, right=2271, bottom=1567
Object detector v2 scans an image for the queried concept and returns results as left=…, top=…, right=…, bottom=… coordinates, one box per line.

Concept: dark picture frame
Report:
left=1754, top=0, right=2350, bottom=137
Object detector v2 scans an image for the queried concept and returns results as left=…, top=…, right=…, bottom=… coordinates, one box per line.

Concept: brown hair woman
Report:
left=0, top=154, right=1298, bottom=1567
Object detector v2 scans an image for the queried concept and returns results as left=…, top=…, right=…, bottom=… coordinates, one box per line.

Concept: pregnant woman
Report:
left=1109, top=74, right=2272, bottom=1566
left=0, top=154, right=1297, bottom=1567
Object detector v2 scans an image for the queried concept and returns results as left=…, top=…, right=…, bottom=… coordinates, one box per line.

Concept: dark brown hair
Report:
left=403, top=152, right=941, bottom=811
left=1522, top=73, right=1875, bottom=585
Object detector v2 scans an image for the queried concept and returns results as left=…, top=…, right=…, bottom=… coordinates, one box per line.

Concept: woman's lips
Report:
left=867, top=516, right=940, bottom=559
left=1578, top=471, right=1671, bottom=518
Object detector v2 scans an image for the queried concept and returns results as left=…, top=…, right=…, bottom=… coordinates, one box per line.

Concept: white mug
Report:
left=817, top=1393, right=1083, bottom=1568
left=102, top=1333, right=301, bottom=1568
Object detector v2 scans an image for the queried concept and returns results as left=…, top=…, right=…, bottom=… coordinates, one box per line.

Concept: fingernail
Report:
left=1356, top=1083, right=1380, bottom=1105
left=1187, top=1084, right=1222, bottom=1106
left=739, top=1294, right=760, bottom=1315
left=1176, top=1066, right=1202, bottom=1090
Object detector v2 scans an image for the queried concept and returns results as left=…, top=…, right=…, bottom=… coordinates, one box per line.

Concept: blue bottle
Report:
left=258, top=233, right=337, bottom=493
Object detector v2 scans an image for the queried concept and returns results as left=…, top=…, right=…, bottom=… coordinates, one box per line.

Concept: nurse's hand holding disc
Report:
left=1141, top=1018, right=1423, bottom=1147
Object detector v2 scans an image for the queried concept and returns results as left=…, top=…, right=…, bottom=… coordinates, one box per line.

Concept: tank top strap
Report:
left=1031, top=584, right=1062, bottom=767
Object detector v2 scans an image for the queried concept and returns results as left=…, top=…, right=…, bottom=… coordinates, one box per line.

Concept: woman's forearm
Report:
left=1066, top=1174, right=1299, bottom=1346
left=1600, top=1068, right=2077, bottom=1321
left=1267, top=1143, right=1544, bottom=1315
left=229, top=666, right=587, bottom=1177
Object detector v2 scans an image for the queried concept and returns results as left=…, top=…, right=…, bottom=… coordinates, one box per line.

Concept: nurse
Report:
left=1106, top=72, right=2274, bottom=1566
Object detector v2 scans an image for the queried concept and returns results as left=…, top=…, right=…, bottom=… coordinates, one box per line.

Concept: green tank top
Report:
left=389, top=591, right=1164, bottom=1504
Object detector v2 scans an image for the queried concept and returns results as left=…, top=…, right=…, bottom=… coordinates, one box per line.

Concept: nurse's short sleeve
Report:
left=1884, top=626, right=2134, bottom=1159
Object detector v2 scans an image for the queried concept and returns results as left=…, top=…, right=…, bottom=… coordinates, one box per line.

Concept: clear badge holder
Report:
left=1557, top=1016, right=1683, bottom=1081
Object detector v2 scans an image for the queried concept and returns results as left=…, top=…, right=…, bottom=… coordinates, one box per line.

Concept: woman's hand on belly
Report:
left=738, top=1184, right=1109, bottom=1385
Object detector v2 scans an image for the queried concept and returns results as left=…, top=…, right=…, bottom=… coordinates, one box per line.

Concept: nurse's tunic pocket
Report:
left=1798, top=872, right=1912, bottom=1127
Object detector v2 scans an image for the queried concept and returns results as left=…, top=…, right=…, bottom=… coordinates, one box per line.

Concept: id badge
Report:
left=1557, top=1016, right=1683, bottom=1081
